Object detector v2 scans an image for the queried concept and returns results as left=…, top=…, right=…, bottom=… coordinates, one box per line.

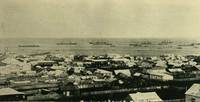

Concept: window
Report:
left=191, top=97, right=196, bottom=102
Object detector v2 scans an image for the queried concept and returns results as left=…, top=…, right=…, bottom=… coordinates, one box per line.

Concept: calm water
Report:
left=0, top=38, right=200, bottom=56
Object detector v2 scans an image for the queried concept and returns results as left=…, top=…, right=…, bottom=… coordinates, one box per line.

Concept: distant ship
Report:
left=56, top=42, right=77, bottom=45
left=129, top=43, right=142, bottom=47
left=110, top=45, right=116, bottom=47
left=178, top=43, right=194, bottom=47
left=89, top=41, right=112, bottom=45
left=178, top=43, right=200, bottom=47
left=158, top=40, right=173, bottom=45
left=195, top=43, right=200, bottom=45
left=18, top=45, right=40, bottom=47
left=141, top=41, right=152, bottom=45
left=177, top=46, right=182, bottom=49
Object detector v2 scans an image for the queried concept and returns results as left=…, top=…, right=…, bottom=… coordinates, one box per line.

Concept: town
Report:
left=0, top=51, right=200, bottom=101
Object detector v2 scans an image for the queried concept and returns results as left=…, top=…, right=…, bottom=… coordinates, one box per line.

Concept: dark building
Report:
left=0, top=88, right=26, bottom=101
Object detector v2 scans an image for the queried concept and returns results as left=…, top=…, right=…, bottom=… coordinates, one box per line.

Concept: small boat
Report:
left=110, top=45, right=116, bottom=47
left=178, top=43, right=197, bottom=47
left=141, top=41, right=152, bottom=45
left=18, top=45, right=40, bottom=47
left=56, top=42, right=77, bottom=45
left=158, top=40, right=173, bottom=45
left=89, top=41, right=112, bottom=45
left=177, top=46, right=182, bottom=49
left=129, top=43, right=142, bottom=47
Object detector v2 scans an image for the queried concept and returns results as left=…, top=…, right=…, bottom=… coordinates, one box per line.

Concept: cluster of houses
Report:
left=0, top=52, right=200, bottom=101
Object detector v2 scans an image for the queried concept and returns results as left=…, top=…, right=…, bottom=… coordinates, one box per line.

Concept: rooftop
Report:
left=0, top=88, right=24, bottom=96
left=185, top=83, right=200, bottom=97
left=129, top=92, right=163, bottom=102
left=114, top=69, right=131, bottom=77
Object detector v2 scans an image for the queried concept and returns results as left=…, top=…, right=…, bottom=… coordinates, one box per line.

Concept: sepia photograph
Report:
left=0, top=0, right=200, bottom=101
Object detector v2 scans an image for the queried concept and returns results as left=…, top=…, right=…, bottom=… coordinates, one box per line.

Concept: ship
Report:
left=178, top=44, right=194, bottom=47
left=56, top=42, right=77, bottom=45
left=129, top=43, right=142, bottom=47
left=89, top=41, right=112, bottom=45
left=178, top=42, right=200, bottom=47
left=158, top=40, right=173, bottom=45
left=18, top=45, right=40, bottom=47
left=141, top=41, right=152, bottom=45
left=177, top=46, right=182, bottom=49
left=110, top=45, right=116, bottom=47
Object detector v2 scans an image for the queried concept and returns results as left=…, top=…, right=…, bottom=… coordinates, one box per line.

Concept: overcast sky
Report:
left=0, top=0, right=200, bottom=38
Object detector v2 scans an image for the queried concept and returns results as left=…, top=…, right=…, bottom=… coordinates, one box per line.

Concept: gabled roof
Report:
left=95, top=69, right=112, bottom=74
left=185, top=83, right=200, bottom=97
left=111, top=58, right=129, bottom=62
left=129, top=92, right=162, bottom=102
left=168, top=68, right=184, bottom=73
left=91, top=59, right=108, bottom=62
left=0, top=88, right=24, bottom=96
left=114, top=69, right=131, bottom=77
left=147, top=69, right=173, bottom=81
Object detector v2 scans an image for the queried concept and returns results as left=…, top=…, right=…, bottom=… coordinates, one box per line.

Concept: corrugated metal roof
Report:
left=185, top=83, right=200, bottom=97
left=129, top=92, right=162, bottom=102
left=114, top=69, right=131, bottom=77
left=0, top=88, right=24, bottom=96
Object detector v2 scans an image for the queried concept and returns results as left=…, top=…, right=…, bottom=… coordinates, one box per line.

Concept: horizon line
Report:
left=0, top=36, right=199, bottom=40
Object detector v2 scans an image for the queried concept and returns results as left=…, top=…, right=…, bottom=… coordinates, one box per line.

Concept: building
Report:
left=0, top=77, right=7, bottom=85
left=128, top=92, right=163, bottom=102
left=94, top=69, right=113, bottom=78
left=73, top=66, right=85, bottom=73
left=146, top=69, right=173, bottom=81
left=114, top=69, right=131, bottom=77
left=0, top=88, right=26, bottom=101
left=185, top=83, right=200, bottom=102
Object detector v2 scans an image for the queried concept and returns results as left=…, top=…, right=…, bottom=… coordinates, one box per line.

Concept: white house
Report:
left=128, top=92, right=163, bottom=102
left=114, top=69, right=131, bottom=77
left=147, top=69, right=173, bottom=81
left=185, top=83, right=200, bottom=102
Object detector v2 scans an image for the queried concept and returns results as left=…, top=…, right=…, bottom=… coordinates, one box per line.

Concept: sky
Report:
left=0, top=0, right=200, bottom=38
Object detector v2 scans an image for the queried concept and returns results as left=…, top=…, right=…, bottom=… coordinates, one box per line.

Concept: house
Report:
left=107, top=53, right=122, bottom=59
left=114, top=69, right=131, bottom=77
left=0, top=88, right=26, bottom=101
left=94, top=69, right=113, bottom=78
left=146, top=69, right=173, bottom=81
left=80, top=75, right=97, bottom=80
left=155, top=60, right=167, bottom=68
left=185, top=83, right=200, bottom=102
left=48, top=70, right=64, bottom=77
left=128, top=92, right=163, bottom=102
left=139, top=61, right=154, bottom=69
left=167, top=68, right=184, bottom=73
left=167, top=60, right=183, bottom=68
left=10, top=80, right=31, bottom=86
left=0, top=77, right=7, bottom=85
left=73, top=66, right=85, bottom=73
left=111, top=58, right=130, bottom=63
left=50, top=65, right=65, bottom=70
left=110, top=58, right=130, bottom=67
left=31, top=61, right=56, bottom=67
left=2, top=57, right=23, bottom=65
left=91, top=59, right=109, bottom=67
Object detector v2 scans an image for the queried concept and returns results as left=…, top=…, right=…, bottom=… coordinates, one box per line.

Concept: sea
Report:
left=0, top=38, right=200, bottom=56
